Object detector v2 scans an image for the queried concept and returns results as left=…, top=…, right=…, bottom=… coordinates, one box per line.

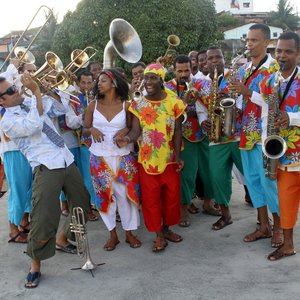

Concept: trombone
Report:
left=0, top=5, right=53, bottom=71
left=160, top=35, right=180, bottom=68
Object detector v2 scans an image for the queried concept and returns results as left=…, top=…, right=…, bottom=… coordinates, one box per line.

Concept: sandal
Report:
left=243, top=228, right=272, bottom=242
left=88, top=210, right=99, bottom=221
left=18, top=224, right=30, bottom=234
left=163, top=230, right=183, bottom=243
left=202, top=205, right=222, bottom=216
left=25, top=271, right=41, bottom=289
left=103, top=238, right=120, bottom=251
left=212, top=216, right=233, bottom=231
left=187, top=203, right=199, bottom=214
left=8, top=232, right=28, bottom=243
left=267, top=248, right=296, bottom=261
left=152, top=237, right=168, bottom=253
left=61, top=209, right=69, bottom=217
left=125, top=235, right=142, bottom=248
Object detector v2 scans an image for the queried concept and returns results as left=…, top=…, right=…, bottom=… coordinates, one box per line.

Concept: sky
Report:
left=0, top=0, right=299, bottom=37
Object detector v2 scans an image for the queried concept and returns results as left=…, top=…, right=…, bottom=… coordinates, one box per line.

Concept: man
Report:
left=251, top=32, right=300, bottom=260
left=129, top=62, right=146, bottom=97
left=0, top=74, right=90, bottom=288
left=229, top=24, right=281, bottom=247
left=196, top=46, right=244, bottom=230
left=188, top=50, right=203, bottom=80
left=165, top=55, right=218, bottom=227
left=197, top=50, right=209, bottom=77
left=117, top=64, right=186, bottom=252
left=87, top=61, right=102, bottom=81
left=64, top=70, right=98, bottom=221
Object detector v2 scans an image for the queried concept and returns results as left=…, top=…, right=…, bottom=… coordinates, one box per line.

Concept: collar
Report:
left=279, top=66, right=299, bottom=81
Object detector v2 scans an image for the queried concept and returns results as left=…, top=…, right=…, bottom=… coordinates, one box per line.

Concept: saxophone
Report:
left=208, top=66, right=223, bottom=142
left=262, top=69, right=287, bottom=180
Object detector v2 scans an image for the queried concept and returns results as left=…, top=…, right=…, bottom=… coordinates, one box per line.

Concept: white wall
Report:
left=215, top=0, right=254, bottom=14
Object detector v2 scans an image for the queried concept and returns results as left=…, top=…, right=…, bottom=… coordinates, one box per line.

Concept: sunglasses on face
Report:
left=0, top=85, right=18, bottom=98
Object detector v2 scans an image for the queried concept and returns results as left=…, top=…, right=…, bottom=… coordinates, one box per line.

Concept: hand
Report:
left=201, top=120, right=211, bottom=132
left=229, top=80, right=251, bottom=97
left=115, top=135, right=130, bottom=148
left=235, top=107, right=242, bottom=118
left=20, top=72, right=39, bottom=94
left=10, top=58, right=21, bottom=68
left=90, top=127, right=105, bottom=143
left=275, top=111, right=289, bottom=129
left=113, top=127, right=129, bottom=140
left=176, top=159, right=184, bottom=172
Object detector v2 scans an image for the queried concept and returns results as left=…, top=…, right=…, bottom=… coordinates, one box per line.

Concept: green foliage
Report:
left=267, top=0, right=300, bottom=31
left=52, top=0, right=219, bottom=72
left=217, top=14, right=240, bottom=30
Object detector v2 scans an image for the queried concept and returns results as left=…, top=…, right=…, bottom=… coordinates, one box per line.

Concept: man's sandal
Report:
left=8, top=232, right=28, bottom=243
left=163, top=230, right=183, bottom=242
left=243, top=228, right=272, bottom=242
left=267, top=248, right=296, bottom=261
left=152, top=237, right=168, bottom=253
left=103, top=239, right=120, bottom=251
left=187, top=203, right=199, bottom=214
left=25, top=272, right=41, bottom=289
left=212, top=216, right=233, bottom=230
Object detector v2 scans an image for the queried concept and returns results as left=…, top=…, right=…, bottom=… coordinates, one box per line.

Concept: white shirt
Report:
left=0, top=95, right=74, bottom=169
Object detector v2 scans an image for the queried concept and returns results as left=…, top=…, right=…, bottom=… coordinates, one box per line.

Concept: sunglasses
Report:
left=0, top=85, right=18, bottom=98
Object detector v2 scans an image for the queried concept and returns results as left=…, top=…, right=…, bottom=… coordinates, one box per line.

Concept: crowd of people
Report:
left=0, top=23, right=299, bottom=289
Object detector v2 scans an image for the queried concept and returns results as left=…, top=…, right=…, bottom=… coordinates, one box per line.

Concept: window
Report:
left=273, top=32, right=278, bottom=38
left=242, top=34, right=247, bottom=38
left=243, top=2, right=250, bottom=8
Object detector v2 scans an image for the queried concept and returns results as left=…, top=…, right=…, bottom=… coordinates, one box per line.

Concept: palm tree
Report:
left=267, top=0, right=300, bottom=31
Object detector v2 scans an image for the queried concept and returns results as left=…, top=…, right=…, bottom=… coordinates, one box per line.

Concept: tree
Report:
left=267, top=0, right=300, bottom=31
left=52, top=0, right=219, bottom=72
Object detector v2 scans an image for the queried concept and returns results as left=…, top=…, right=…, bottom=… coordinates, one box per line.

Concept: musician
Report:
left=197, top=50, right=209, bottom=77
left=195, top=46, right=244, bottom=230
left=83, top=69, right=141, bottom=251
left=229, top=24, right=281, bottom=247
left=188, top=50, right=203, bottom=80
left=116, top=64, right=186, bottom=252
left=65, top=70, right=98, bottom=221
left=0, top=74, right=90, bottom=288
left=250, top=32, right=300, bottom=260
left=129, top=62, right=146, bottom=97
left=87, top=61, right=102, bottom=81
left=165, top=55, right=218, bottom=227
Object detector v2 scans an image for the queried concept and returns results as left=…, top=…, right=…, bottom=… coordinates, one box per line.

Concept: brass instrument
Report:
left=0, top=6, right=53, bottom=71
left=160, top=35, right=180, bottom=68
left=132, top=79, right=145, bottom=102
left=262, top=70, right=287, bottom=180
left=70, top=207, right=103, bottom=275
left=182, top=81, right=198, bottom=106
left=103, top=18, right=142, bottom=69
left=208, top=66, right=223, bottom=142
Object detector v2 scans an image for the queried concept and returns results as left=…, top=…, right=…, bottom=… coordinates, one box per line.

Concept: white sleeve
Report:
left=195, top=101, right=208, bottom=126
left=288, top=112, right=300, bottom=127
left=65, top=106, right=83, bottom=129
left=250, top=91, right=265, bottom=107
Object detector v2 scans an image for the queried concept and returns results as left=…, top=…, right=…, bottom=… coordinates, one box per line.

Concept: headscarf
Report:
left=144, top=64, right=166, bottom=81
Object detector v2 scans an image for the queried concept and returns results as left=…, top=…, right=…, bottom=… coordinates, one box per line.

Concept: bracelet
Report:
left=125, top=135, right=131, bottom=143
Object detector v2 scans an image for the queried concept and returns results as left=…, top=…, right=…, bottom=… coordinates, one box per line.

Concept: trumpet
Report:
left=132, top=79, right=145, bottom=102
left=0, top=6, right=53, bottom=71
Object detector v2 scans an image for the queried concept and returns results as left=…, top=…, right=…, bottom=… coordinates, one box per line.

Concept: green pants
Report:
left=26, top=163, right=90, bottom=261
left=209, top=141, right=243, bottom=207
left=181, top=137, right=214, bottom=205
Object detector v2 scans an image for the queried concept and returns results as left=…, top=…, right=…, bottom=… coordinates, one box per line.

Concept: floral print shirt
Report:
left=129, top=94, right=186, bottom=174
left=239, top=54, right=279, bottom=150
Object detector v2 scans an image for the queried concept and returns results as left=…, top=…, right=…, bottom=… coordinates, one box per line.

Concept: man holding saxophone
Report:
left=195, top=46, right=244, bottom=230
left=165, top=55, right=217, bottom=227
left=246, top=32, right=300, bottom=260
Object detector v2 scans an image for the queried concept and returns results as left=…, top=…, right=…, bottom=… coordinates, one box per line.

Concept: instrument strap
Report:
left=218, top=73, right=224, bottom=87
left=244, top=54, right=268, bottom=86
left=279, top=67, right=298, bottom=108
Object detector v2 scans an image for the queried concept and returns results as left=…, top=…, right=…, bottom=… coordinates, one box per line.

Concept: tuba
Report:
left=103, top=18, right=142, bottom=69
left=70, top=207, right=98, bottom=272
left=262, top=70, right=287, bottom=180
left=208, top=66, right=223, bottom=143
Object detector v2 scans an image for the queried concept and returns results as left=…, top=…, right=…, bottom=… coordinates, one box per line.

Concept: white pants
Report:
left=99, top=156, right=140, bottom=231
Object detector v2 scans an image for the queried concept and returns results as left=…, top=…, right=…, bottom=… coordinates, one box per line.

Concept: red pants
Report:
left=0, top=162, right=4, bottom=191
left=278, top=169, right=300, bottom=229
left=139, top=164, right=180, bottom=232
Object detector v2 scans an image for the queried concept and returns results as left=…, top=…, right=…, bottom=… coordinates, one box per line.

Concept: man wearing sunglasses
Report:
left=0, top=74, right=90, bottom=288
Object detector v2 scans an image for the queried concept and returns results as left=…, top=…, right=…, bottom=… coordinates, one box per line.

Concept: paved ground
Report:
left=0, top=179, right=300, bottom=300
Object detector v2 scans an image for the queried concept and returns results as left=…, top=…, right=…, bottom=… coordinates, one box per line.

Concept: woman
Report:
left=83, top=69, right=141, bottom=251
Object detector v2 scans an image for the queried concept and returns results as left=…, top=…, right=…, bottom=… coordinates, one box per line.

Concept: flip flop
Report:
left=25, top=271, right=41, bottom=289
left=8, top=232, right=28, bottom=243
left=267, top=248, right=296, bottom=261
left=56, top=243, right=77, bottom=254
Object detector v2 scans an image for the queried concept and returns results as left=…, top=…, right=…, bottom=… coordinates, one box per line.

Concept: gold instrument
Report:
left=103, top=18, right=142, bottom=69
left=0, top=6, right=53, bottom=71
left=262, top=70, right=287, bottom=180
left=160, top=35, right=180, bottom=68
left=208, top=66, right=223, bottom=142
left=182, top=81, right=198, bottom=106
left=70, top=207, right=103, bottom=275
